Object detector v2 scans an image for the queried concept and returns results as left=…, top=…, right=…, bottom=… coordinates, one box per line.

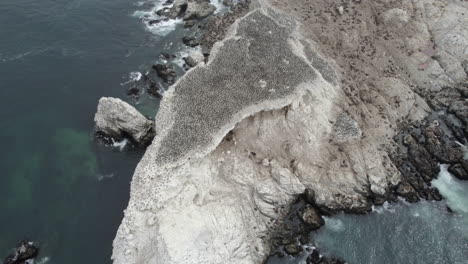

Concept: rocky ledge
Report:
left=3, top=240, right=38, bottom=264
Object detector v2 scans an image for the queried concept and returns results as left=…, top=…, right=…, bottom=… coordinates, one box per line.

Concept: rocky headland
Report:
left=96, top=0, right=468, bottom=263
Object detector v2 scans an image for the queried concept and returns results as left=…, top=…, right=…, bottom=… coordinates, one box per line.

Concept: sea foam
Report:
left=432, top=165, right=468, bottom=214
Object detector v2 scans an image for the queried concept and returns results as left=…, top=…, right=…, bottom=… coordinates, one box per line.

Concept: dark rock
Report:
left=395, top=180, right=420, bottom=203
left=390, top=85, right=468, bottom=204
left=307, top=249, right=321, bottom=264
left=284, top=243, right=302, bottom=256
left=183, top=56, right=198, bottom=68
left=300, top=205, right=325, bottom=230
left=147, top=81, right=164, bottom=98
left=184, top=20, right=197, bottom=28
left=155, top=7, right=170, bottom=16
left=152, top=63, right=177, bottom=84
left=3, top=240, right=39, bottom=264
left=148, top=19, right=161, bottom=25
left=183, top=1, right=216, bottom=21
left=160, top=52, right=176, bottom=60
left=448, top=163, right=468, bottom=180
left=127, top=86, right=141, bottom=97
left=182, top=36, right=200, bottom=47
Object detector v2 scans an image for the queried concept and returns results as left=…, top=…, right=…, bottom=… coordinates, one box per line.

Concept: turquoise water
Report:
left=0, top=0, right=188, bottom=262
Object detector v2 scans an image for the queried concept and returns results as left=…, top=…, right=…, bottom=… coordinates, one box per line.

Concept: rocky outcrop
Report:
left=94, top=97, right=155, bottom=145
left=113, top=0, right=468, bottom=263
left=3, top=240, right=38, bottom=264
left=390, top=83, right=468, bottom=202
left=183, top=0, right=216, bottom=21
left=152, top=63, right=177, bottom=84
left=155, top=0, right=216, bottom=22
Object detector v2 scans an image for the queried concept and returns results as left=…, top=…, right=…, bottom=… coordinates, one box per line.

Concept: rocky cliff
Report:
left=112, top=0, right=468, bottom=263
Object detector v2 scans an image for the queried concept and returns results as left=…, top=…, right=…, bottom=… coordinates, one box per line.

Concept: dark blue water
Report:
left=0, top=0, right=188, bottom=262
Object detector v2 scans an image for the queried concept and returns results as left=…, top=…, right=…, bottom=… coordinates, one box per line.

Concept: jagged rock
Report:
left=182, top=36, right=200, bottom=47
left=148, top=19, right=161, bottom=25
left=152, top=63, right=177, bottom=84
left=156, top=0, right=188, bottom=19
left=448, top=163, right=468, bottom=180
left=395, top=181, right=420, bottom=203
left=147, top=82, right=164, bottom=98
left=183, top=51, right=204, bottom=68
left=300, top=205, right=324, bottom=230
left=3, top=240, right=38, bottom=264
left=183, top=0, right=216, bottom=21
left=160, top=52, right=176, bottom=60
left=94, top=97, right=155, bottom=145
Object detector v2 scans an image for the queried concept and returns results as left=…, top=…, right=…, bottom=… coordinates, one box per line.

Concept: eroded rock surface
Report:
left=113, top=7, right=340, bottom=264
left=94, top=97, right=155, bottom=145
left=113, top=0, right=468, bottom=263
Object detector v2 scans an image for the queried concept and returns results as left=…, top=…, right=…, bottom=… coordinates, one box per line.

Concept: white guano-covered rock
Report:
left=94, top=97, right=155, bottom=144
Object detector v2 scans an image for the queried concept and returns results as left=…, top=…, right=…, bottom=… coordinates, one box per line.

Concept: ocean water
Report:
left=0, top=0, right=191, bottom=262
left=313, top=166, right=468, bottom=264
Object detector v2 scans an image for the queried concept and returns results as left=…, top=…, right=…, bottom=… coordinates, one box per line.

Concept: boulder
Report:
left=183, top=0, right=216, bottom=21
left=160, top=52, right=176, bottom=61
left=3, top=240, right=38, bottom=264
left=300, top=205, right=325, bottom=230
left=147, top=81, right=164, bottom=98
left=183, top=56, right=198, bottom=68
left=182, top=36, right=200, bottom=47
left=448, top=163, right=468, bottom=180
left=284, top=243, right=302, bottom=256
left=94, top=97, right=155, bottom=145
left=152, top=63, right=177, bottom=84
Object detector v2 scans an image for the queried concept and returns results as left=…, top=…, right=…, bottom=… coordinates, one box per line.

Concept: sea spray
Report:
left=432, top=165, right=468, bottom=214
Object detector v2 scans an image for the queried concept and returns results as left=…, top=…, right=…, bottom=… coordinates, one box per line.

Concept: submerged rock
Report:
left=3, top=240, right=38, bottom=264
left=306, top=250, right=346, bottom=264
left=94, top=97, right=155, bottom=145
